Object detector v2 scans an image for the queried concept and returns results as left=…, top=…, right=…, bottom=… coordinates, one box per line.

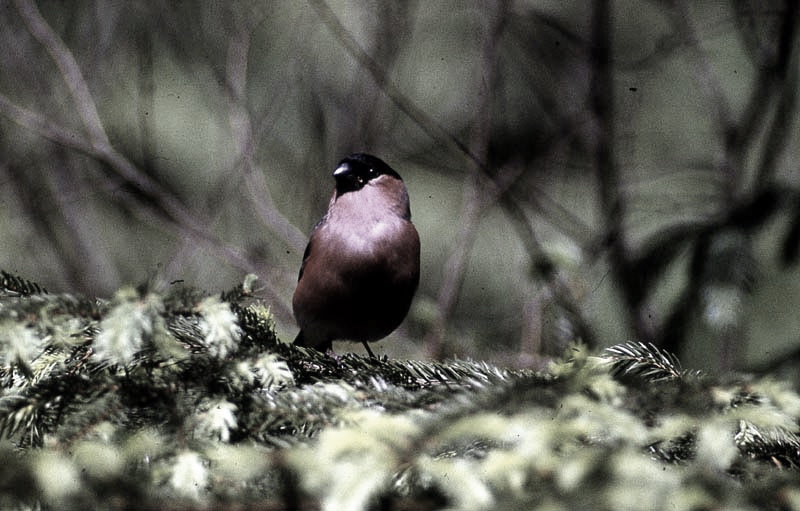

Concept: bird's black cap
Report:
left=333, top=153, right=402, bottom=192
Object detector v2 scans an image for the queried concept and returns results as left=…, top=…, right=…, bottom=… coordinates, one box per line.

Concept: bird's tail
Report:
left=292, top=330, right=332, bottom=352
left=293, top=330, right=307, bottom=347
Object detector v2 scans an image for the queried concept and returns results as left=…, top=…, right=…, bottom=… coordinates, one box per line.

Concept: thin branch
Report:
left=306, top=0, right=482, bottom=167
left=590, top=0, right=649, bottom=339
left=46, top=149, right=122, bottom=292
left=13, top=0, right=110, bottom=147
left=664, top=0, right=739, bottom=196
left=754, top=3, right=800, bottom=186
left=224, top=24, right=307, bottom=254
left=2, top=162, right=70, bottom=286
left=135, top=18, right=157, bottom=174
left=0, top=93, right=255, bottom=277
left=591, top=0, right=621, bottom=238
left=665, top=1, right=735, bottom=127
left=3, top=1, right=278, bottom=280
left=500, top=191, right=596, bottom=350
left=12, top=1, right=196, bottom=226
left=0, top=93, right=91, bottom=151
left=425, top=0, right=510, bottom=358
left=10, top=0, right=260, bottom=275
left=754, top=58, right=798, bottom=185
left=7, top=2, right=298, bottom=318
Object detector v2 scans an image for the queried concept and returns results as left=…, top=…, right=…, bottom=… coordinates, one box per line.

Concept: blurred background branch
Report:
left=1, top=1, right=799, bottom=373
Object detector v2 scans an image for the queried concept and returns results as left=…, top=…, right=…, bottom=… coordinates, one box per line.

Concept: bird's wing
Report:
left=297, top=213, right=328, bottom=282
left=297, top=239, right=312, bottom=282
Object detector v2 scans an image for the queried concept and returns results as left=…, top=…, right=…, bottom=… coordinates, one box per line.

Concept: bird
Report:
left=292, top=153, right=420, bottom=356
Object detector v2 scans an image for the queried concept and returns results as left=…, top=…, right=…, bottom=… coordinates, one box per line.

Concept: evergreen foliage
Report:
left=1, top=271, right=800, bottom=510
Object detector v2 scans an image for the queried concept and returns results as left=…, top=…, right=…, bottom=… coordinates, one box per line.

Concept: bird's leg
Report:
left=361, top=341, right=377, bottom=359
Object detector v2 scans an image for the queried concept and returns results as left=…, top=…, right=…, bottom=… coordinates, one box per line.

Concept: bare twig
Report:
left=664, top=0, right=735, bottom=129
left=664, top=0, right=739, bottom=195
left=0, top=93, right=257, bottom=276
left=224, top=24, right=308, bottom=255
left=425, top=0, right=510, bottom=358
left=12, top=0, right=199, bottom=228
left=500, top=190, right=596, bottom=351
left=4, top=3, right=275, bottom=286
left=591, top=0, right=621, bottom=242
left=649, top=2, right=799, bottom=367
left=307, top=0, right=482, bottom=167
left=53, top=152, right=123, bottom=292
left=4, top=1, right=304, bottom=320
left=754, top=3, right=800, bottom=186
left=14, top=0, right=109, bottom=147
left=732, top=1, right=799, bottom=182
left=589, top=0, right=649, bottom=338
left=754, top=57, right=798, bottom=184
left=0, top=94, right=92, bottom=151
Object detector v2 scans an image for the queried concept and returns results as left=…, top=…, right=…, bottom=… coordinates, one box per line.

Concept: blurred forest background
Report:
left=0, top=0, right=798, bottom=373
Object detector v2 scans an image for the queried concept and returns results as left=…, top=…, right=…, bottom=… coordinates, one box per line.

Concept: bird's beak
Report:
left=333, top=162, right=364, bottom=187
left=333, top=163, right=351, bottom=178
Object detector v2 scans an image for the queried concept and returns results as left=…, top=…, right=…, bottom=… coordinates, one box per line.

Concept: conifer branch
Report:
left=603, top=341, right=688, bottom=382
left=1, top=270, right=800, bottom=509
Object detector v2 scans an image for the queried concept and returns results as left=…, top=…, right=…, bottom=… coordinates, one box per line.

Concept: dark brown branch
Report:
left=14, top=0, right=110, bottom=147
left=306, top=0, right=482, bottom=167
left=224, top=24, right=308, bottom=255
left=424, top=0, right=510, bottom=358
left=590, top=0, right=649, bottom=339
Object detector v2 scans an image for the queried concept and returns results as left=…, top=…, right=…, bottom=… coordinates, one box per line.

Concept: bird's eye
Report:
left=368, top=167, right=376, bottom=175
